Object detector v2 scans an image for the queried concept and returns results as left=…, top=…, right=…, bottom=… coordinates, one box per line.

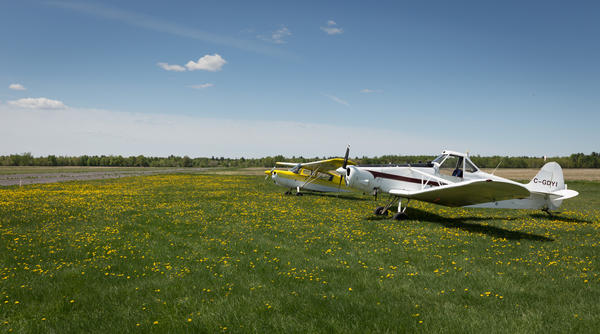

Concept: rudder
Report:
left=527, top=162, right=565, bottom=193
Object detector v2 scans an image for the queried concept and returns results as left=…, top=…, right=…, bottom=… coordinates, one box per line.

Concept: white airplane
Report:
left=337, top=149, right=579, bottom=220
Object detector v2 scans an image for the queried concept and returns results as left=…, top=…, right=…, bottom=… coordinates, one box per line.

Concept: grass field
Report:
left=1, top=174, right=599, bottom=332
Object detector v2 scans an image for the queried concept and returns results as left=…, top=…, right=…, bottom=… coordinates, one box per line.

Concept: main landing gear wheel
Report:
left=295, top=192, right=303, bottom=196
left=373, top=196, right=398, bottom=217
left=393, top=198, right=410, bottom=220
left=374, top=206, right=389, bottom=216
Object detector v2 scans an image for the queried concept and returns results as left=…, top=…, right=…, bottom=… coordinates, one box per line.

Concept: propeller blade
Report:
left=342, top=144, right=350, bottom=169
left=337, top=145, right=350, bottom=194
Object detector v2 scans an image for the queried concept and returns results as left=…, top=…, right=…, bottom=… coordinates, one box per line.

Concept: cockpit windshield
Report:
left=433, top=152, right=479, bottom=176
left=432, top=155, right=446, bottom=164
left=289, top=163, right=302, bottom=174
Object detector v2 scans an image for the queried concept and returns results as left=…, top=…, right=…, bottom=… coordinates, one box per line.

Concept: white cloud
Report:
left=271, top=26, right=291, bottom=44
left=0, top=102, right=446, bottom=157
left=360, top=89, right=382, bottom=93
left=321, top=20, right=343, bottom=35
left=8, top=97, right=66, bottom=110
left=259, top=26, right=291, bottom=44
left=1, top=102, right=593, bottom=157
left=189, top=83, right=214, bottom=89
left=9, top=83, right=26, bottom=91
left=324, top=94, right=349, bottom=106
left=185, top=54, right=227, bottom=72
left=321, top=27, right=343, bottom=35
left=157, top=62, right=186, bottom=72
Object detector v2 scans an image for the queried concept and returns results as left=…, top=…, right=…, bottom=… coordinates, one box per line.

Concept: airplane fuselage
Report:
left=271, top=170, right=351, bottom=193
left=345, top=163, right=565, bottom=210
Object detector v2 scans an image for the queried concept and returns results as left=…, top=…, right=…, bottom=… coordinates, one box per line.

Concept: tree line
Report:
left=1, top=152, right=599, bottom=168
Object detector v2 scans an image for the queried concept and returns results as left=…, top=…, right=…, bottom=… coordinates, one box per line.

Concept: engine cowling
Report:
left=345, top=166, right=375, bottom=192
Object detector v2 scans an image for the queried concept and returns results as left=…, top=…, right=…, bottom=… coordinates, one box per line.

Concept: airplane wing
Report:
left=275, top=162, right=301, bottom=167
left=389, top=179, right=530, bottom=207
left=275, top=158, right=356, bottom=172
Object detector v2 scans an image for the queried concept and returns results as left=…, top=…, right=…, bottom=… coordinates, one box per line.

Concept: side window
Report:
left=316, top=172, right=333, bottom=181
left=439, top=155, right=459, bottom=176
left=465, top=160, right=478, bottom=173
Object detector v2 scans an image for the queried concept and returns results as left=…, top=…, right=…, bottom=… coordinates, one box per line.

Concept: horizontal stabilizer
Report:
left=547, top=189, right=579, bottom=201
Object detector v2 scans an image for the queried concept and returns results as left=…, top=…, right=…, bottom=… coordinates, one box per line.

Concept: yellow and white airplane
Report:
left=265, top=149, right=356, bottom=195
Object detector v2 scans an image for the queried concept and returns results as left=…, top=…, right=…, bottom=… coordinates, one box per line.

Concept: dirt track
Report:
left=1, top=167, right=598, bottom=186
left=0, top=168, right=208, bottom=186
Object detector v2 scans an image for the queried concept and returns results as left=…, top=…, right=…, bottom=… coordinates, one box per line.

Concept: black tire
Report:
left=392, top=212, right=408, bottom=221
left=374, top=206, right=389, bottom=216
left=295, top=192, right=303, bottom=196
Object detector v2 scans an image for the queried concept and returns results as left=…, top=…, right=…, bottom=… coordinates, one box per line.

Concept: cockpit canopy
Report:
left=432, top=151, right=479, bottom=177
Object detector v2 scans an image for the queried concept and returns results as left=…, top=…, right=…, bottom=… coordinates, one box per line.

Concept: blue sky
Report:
left=1, top=0, right=598, bottom=157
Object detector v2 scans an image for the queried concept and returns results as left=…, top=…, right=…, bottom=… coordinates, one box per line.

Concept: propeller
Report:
left=265, top=167, right=276, bottom=181
left=337, top=145, right=350, bottom=192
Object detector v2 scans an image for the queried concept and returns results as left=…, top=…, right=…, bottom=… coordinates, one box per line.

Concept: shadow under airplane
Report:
left=528, top=213, right=594, bottom=224
left=285, top=191, right=369, bottom=202
left=373, top=207, right=554, bottom=242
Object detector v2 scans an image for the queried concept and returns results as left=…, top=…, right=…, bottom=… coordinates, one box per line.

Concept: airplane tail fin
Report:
left=526, top=162, right=578, bottom=210
left=527, top=162, right=564, bottom=193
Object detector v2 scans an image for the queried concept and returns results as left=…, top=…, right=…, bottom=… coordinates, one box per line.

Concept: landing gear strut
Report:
left=392, top=198, right=409, bottom=220
left=374, top=196, right=398, bottom=216
left=285, top=187, right=303, bottom=196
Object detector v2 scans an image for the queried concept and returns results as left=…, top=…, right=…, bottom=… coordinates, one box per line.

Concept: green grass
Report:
left=1, top=175, right=599, bottom=333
